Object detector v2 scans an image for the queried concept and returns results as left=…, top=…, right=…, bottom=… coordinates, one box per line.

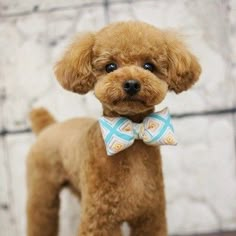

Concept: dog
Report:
left=27, top=21, right=201, bottom=236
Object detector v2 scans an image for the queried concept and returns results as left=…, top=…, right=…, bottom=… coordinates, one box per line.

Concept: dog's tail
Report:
left=30, top=108, right=56, bottom=135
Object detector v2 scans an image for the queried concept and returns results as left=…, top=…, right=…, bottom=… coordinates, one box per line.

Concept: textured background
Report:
left=0, top=0, right=236, bottom=235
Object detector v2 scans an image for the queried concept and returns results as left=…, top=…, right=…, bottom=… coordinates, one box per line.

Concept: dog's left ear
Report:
left=54, top=33, right=96, bottom=94
left=164, top=31, right=201, bottom=93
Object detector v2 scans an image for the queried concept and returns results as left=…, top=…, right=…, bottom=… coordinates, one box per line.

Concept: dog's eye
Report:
left=143, top=63, right=155, bottom=72
left=105, top=63, right=118, bottom=73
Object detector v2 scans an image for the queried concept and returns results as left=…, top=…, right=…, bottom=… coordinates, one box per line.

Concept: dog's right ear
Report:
left=54, top=33, right=96, bottom=94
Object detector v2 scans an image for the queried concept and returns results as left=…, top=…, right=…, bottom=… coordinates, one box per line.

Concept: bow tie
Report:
left=99, top=107, right=177, bottom=156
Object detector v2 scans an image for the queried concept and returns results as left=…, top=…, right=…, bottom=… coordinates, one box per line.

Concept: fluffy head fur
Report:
left=55, top=21, right=201, bottom=116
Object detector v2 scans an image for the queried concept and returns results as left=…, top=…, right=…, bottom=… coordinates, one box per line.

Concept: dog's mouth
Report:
left=102, top=95, right=155, bottom=116
left=113, top=97, right=146, bottom=106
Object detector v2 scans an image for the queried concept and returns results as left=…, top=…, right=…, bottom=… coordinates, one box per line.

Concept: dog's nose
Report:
left=123, top=80, right=141, bottom=96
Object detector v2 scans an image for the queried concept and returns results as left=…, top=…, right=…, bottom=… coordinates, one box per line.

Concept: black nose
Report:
left=123, top=80, right=141, bottom=96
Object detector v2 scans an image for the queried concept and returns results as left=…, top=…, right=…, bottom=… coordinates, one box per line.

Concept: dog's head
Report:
left=55, top=21, right=201, bottom=116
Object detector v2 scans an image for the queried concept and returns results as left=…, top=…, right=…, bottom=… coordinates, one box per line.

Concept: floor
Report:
left=174, top=231, right=236, bottom=236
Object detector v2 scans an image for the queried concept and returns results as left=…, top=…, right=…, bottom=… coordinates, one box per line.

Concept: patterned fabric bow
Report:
left=99, top=107, right=177, bottom=156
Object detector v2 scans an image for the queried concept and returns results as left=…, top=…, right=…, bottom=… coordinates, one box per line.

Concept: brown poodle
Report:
left=27, top=21, right=201, bottom=236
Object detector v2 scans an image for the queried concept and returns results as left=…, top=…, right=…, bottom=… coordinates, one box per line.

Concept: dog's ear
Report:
left=164, top=31, right=201, bottom=93
left=54, top=33, right=96, bottom=94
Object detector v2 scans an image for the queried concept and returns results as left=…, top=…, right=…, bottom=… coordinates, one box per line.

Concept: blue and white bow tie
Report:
left=98, top=107, right=177, bottom=156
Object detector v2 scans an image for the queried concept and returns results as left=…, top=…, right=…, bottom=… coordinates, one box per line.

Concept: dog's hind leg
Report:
left=26, top=150, right=65, bottom=236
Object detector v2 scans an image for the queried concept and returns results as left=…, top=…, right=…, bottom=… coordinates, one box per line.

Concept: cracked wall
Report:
left=0, top=0, right=236, bottom=235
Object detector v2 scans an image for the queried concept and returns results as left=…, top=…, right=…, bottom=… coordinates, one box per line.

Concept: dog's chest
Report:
left=112, top=142, right=164, bottom=219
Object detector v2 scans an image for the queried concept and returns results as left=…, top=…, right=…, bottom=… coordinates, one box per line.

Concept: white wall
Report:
left=0, top=0, right=236, bottom=235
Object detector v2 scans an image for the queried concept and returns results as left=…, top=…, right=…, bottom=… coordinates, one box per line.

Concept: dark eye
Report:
left=105, top=63, right=118, bottom=73
left=143, top=63, right=155, bottom=72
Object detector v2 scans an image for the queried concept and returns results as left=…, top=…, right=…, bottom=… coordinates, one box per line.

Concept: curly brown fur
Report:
left=27, top=21, right=201, bottom=236
left=29, top=107, right=56, bottom=135
left=55, top=33, right=96, bottom=94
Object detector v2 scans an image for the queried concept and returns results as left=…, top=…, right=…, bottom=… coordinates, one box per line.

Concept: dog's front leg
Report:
left=78, top=198, right=122, bottom=236
left=79, top=221, right=122, bottom=236
left=129, top=210, right=167, bottom=236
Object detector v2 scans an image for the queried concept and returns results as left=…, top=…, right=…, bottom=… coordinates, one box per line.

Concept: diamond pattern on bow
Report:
left=99, top=107, right=177, bottom=156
